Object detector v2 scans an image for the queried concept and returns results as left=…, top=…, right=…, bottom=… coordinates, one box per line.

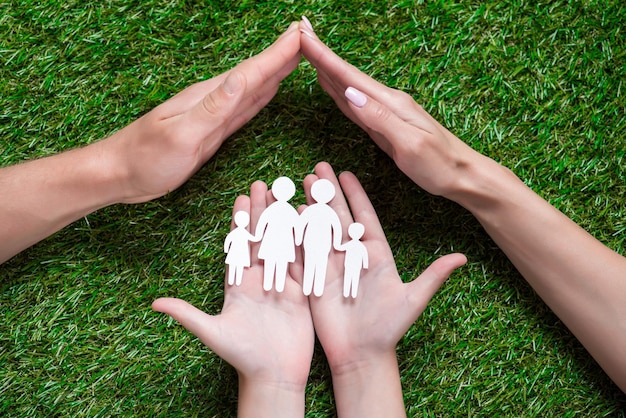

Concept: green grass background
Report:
left=1, top=0, right=625, bottom=416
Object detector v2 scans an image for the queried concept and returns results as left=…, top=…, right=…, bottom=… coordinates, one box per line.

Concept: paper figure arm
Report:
left=331, top=215, right=343, bottom=250
left=224, top=233, right=233, bottom=253
left=361, top=245, right=369, bottom=269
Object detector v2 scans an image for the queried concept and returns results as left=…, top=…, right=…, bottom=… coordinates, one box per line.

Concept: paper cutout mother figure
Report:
left=254, top=177, right=301, bottom=292
left=297, top=178, right=342, bottom=297
left=224, top=211, right=256, bottom=286
left=337, top=222, right=369, bottom=298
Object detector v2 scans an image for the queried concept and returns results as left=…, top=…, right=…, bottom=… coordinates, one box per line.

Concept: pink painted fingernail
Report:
left=301, top=16, right=314, bottom=32
left=345, top=87, right=367, bottom=108
left=300, top=16, right=317, bottom=40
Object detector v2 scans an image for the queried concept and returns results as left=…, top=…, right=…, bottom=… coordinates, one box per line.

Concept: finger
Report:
left=172, top=71, right=247, bottom=161
left=221, top=53, right=302, bottom=138
left=233, top=21, right=301, bottom=95
left=302, top=173, right=319, bottom=206
left=152, top=22, right=300, bottom=121
left=343, top=86, right=432, bottom=159
left=231, top=195, right=251, bottom=230
left=249, top=180, right=268, bottom=262
left=405, top=253, right=468, bottom=316
left=152, top=297, right=218, bottom=348
left=301, top=21, right=445, bottom=129
left=316, top=69, right=365, bottom=127
left=300, top=22, right=396, bottom=105
left=337, top=171, right=387, bottom=243
left=290, top=233, right=305, bottom=285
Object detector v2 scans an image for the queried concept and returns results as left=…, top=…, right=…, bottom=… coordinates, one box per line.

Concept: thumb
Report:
left=152, top=297, right=217, bottom=347
left=180, top=70, right=247, bottom=160
left=184, top=70, right=247, bottom=128
left=406, top=253, right=468, bottom=316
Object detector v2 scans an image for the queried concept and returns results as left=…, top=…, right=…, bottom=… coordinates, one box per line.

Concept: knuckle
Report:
left=202, top=92, right=223, bottom=118
left=372, top=102, right=391, bottom=123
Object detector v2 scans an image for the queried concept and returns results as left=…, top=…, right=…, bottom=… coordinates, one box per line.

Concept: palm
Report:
left=309, top=226, right=409, bottom=367
left=214, top=261, right=313, bottom=383
left=303, top=163, right=466, bottom=370
left=153, top=179, right=314, bottom=386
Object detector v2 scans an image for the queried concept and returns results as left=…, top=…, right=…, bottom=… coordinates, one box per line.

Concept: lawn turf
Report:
left=1, top=0, right=625, bottom=416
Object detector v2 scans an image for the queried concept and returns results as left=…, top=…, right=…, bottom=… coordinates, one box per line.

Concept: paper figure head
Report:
left=271, top=176, right=296, bottom=202
left=348, top=222, right=365, bottom=240
left=234, top=211, right=250, bottom=228
left=311, top=178, right=335, bottom=204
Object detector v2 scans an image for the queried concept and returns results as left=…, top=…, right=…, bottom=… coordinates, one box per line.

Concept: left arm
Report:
left=0, top=22, right=303, bottom=264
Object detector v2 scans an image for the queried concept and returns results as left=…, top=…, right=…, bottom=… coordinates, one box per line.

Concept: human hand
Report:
left=299, top=19, right=488, bottom=199
left=302, top=162, right=466, bottom=416
left=152, top=180, right=314, bottom=417
left=107, top=22, right=303, bottom=204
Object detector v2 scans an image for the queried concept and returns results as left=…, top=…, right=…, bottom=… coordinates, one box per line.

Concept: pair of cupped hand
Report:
left=146, top=19, right=467, bottom=387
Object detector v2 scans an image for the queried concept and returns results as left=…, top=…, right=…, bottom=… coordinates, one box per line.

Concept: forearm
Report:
left=237, top=375, right=306, bottom=418
left=0, top=138, right=123, bottom=263
left=330, top=351, right=406, bottom=418
left=450, top=154, right=626, bottom=391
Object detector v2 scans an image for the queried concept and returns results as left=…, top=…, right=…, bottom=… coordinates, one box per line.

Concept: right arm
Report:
left=299, top=20, right=626, bottom=392
left=302, top=162, right=466, bottom=417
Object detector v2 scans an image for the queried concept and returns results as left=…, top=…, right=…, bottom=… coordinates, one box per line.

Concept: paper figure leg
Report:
left=343, top=274, right=351, bottom=298
left=263, top=261, right=276, bottom=291
left=351, top=274, right=360, bottom=298
left=227, top=265, right=236, bottom=286
left=312, top=256, right=329, bottom=297
left=235, top=265, right=244, bottom=286
left=275, top=262, right=288, bottom=293
left=302, top=256, right=315, bottom=296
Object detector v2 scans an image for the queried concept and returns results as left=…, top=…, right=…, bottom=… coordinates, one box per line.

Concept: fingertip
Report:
left=338, top=170, right=357, bottom=183
left=232, top=195, right=251, bottom=224
left=151, top=298, right=164, bottom=312
left=250, top=180, right=268, bottom=193
left=152, top=297, right=176, bottom=313
left=314, top=161, right=333, bottom=173
left=287, top=20, right=300, bottom=32
left=445, top=252, right=468, bottom=269
left=301, top=16, right=314, bottom=32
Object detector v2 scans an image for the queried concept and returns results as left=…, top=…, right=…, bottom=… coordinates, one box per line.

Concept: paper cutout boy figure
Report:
left=224, top=211, right=256, bottom=286
left=254, top=177, right=300, bottom=292
left=337, top=222, right=369, bottom=298
left=297, top=178, right=342, bottom=297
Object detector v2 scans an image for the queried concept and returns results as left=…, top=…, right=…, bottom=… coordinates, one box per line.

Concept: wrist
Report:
left=97, top=123, right=145, bottom=204
left=330, top=350, right=406, bottom=418
left=237, top=373, right=306, bottom=418
left=443, top=152, right=525, bottom=215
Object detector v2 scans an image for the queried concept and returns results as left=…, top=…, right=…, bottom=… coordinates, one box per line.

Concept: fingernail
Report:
left=299, top=27, right=316, bottom=40
left=301, top=16, right=314, bottom=32
left=223, top=71, right=243, bottom=95
left=345, top=87, right=367, bottom=108
left=300, top=16, right=317, bottom=39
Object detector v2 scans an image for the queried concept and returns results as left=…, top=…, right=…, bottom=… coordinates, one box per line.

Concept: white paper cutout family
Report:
left=224, top=176, right=368, bottom=298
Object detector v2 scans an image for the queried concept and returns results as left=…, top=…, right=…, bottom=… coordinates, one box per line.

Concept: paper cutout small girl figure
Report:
left=224, top=211, right=256, bottom=286
left=337, top=222, right=369, bottom=298
left=297, top=178, right=342, bottom=297
left=254, top=176, right=301, bottom=292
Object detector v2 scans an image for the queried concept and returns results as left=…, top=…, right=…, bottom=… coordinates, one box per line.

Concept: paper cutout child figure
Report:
left=337, top=222, right=369, bottom=298
left=224, top=211, right=256, bottom=286
left=254, top=177, right=300, bottom=292
left=297, top=178, right=342, bottom=297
